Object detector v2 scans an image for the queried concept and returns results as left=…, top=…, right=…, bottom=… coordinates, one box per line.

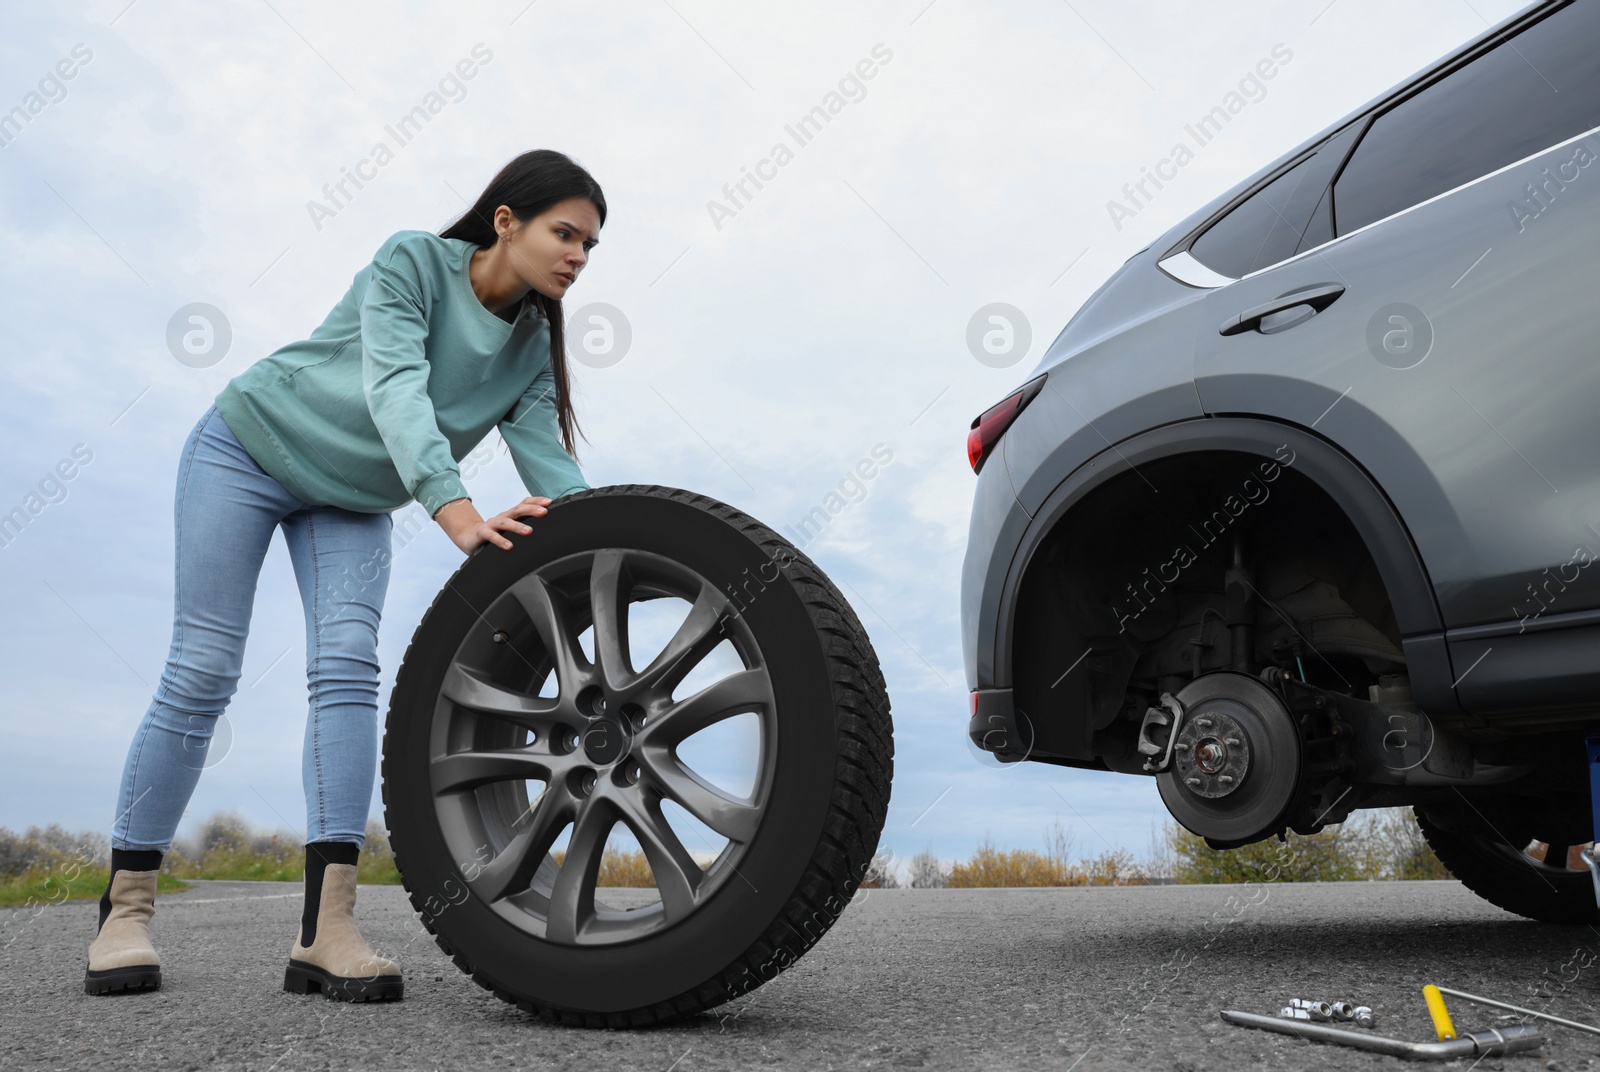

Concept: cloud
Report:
left=0, top=0, right=1522, bottom=858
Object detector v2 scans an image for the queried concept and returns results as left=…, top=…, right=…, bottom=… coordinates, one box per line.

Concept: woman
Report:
left=83, top=149, right=606, bottom=1003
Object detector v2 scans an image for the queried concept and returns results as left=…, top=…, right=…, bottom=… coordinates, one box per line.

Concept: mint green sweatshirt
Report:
left=214, top=229, right=588, bottom=519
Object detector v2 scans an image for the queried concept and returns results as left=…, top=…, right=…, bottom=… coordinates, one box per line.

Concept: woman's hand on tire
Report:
left=435, top=496, right=552, bottom=554
left=479, top=497, right=552, bottom=551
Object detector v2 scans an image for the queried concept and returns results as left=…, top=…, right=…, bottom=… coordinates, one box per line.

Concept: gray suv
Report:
left=962, top=0, right=1600, bottom=922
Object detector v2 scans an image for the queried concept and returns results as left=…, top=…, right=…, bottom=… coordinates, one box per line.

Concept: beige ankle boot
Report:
left=84, top=869, right=162, bottom=995
left=284, top=862, right=403, bottom=1002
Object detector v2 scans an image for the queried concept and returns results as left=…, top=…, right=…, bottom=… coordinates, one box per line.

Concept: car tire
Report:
left=380, top=484, right=894, bottom=1025
left=1414, top=802, right=1599, bottom=924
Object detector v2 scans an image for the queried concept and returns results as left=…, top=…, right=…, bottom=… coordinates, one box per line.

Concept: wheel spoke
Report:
left=433, top=549, right=795, bottom=950
left=471, top=788, right=573, bottom=903
left=442, top=663, right=560, bottom=727
left=546, top=800, right=613, bottom=943
left=431, top=747, right=558, bottom=794
left=588, top=549, right=636, bottom=692
left=633, top=581, right=727, bottom=696
left=616, top=791, right=704, bottom=922
left=510, top=573, right=592, bottom=693
left=1546, top=844, right=1572, bottom=869
left=642, top=667, right=773, bottom=745
left=645, top=757, right=762, bottom=843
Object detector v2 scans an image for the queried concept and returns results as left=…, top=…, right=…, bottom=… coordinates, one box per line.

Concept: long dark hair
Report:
left=439, top=150, right=606, bottom=460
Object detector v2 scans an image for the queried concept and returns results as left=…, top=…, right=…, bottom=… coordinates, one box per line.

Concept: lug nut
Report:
left=1277, top=1006, right=1311, bottom=1021
left=1353, top=1006, right=1374, bottom=1028
left=622, top=703, right=646, bottom=731
left=1290, top=998, right=1332, bottom=1021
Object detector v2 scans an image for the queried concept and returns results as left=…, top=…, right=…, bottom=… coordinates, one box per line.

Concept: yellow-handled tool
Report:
left=1423, top=984, right=1456, bottom=1040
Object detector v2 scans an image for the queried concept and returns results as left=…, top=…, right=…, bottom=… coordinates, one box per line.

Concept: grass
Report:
left=161, top=842, right=402, bottom=886
left=0, top=865, right=191, bottom=908
left=0, top=814, right=666, bottom=906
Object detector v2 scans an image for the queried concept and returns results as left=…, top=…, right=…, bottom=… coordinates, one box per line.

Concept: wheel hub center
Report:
left=575, top=691, right=634, bottom=766
left=1172, top=710, right=1252, bottom=798
left=1195, top=737, right=1231, bottom=773
left=582, top=712, right=630, bottom=765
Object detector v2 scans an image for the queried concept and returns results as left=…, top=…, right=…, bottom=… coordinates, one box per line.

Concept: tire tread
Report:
left=1415, top=805, right=1600, bottom=924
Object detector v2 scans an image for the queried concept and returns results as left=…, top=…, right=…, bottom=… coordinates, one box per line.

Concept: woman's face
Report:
left=497, top=197, right=602, bottom=300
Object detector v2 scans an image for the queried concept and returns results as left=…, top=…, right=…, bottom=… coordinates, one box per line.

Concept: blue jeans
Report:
left=112, top=404, right=394, bottom=851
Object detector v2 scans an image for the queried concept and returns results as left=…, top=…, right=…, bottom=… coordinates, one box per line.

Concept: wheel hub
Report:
left=1172, top=711, right=1251, bottom=798
left=1156, top=671, right=1303, bottom=845
left=426, top=545, right=784, bottom=949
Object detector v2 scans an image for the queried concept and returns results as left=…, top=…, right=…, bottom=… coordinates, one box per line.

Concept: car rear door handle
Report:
left=1219, top=283, right=1346, bottom=336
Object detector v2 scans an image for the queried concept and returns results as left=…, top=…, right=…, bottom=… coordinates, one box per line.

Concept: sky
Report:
left=0, top=0, right=1528, bottom=873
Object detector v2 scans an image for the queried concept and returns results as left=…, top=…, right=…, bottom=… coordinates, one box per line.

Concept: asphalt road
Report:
left=4, top=878, right=1598, bottom=1071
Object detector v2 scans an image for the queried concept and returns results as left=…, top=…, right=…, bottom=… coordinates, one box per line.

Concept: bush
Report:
left=1168, top=820, right=1380, bottom=883
left=0, top=828, right=54, bottom=880
left=596, top=849, right=655, bottom=887
left=166, top=823, right=305, bottom=883
left=860, top=851, right=901, bottom=889
left=164, top=812, right=396, bottom=884
left=0, top=825, right=109, bottom=879
left=1370, top=808, right=1452, bottom=880
left=548, top=848, right=659, bottom=887
left=1163, top=808, right=1454, bottom=883
left=29, top=824, right=109, bottom=866
left=949, top=840, right=1079, bottom=887
left=909, top=849, right=948, bottom=889
left=945, top=817, right=1152, bottom=888
left=1080, top=848, right=1142, bottom=886
left=358, top=818, right=400, bottom=884
left=0, top=826, right=186, bottom=907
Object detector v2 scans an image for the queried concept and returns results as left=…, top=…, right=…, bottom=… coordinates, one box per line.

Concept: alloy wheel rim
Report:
left=1502, top=838, right=1594, bottom=875
left=427, top=547, right=778, bottom=945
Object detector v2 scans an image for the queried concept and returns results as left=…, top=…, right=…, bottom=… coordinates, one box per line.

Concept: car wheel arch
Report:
left=993, top=417, right=1457, bottom=724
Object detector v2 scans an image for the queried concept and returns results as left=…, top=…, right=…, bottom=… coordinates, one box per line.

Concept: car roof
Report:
left=1149, top=0, right=1566, bottom=257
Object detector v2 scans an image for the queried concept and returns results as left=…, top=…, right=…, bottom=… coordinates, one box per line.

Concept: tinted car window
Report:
left=1188, top=156, right=1318, bottom=278
left=1334, top=1, right=1600, bottom=234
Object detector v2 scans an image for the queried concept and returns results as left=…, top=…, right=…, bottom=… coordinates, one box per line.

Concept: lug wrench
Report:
left=1431, top=985, right=1600, bottom=1040
left=1221, top=1010, right=1543, bottom=1060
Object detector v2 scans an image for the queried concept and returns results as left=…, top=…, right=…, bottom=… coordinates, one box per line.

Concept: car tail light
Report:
left=967, top=374, right=1046, bottom=474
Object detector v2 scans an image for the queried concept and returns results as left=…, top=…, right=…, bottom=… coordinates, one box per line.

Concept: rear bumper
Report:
left=967, top=687, right=1032, bottom=760
left=960, top=450, right=1032, bottom=693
